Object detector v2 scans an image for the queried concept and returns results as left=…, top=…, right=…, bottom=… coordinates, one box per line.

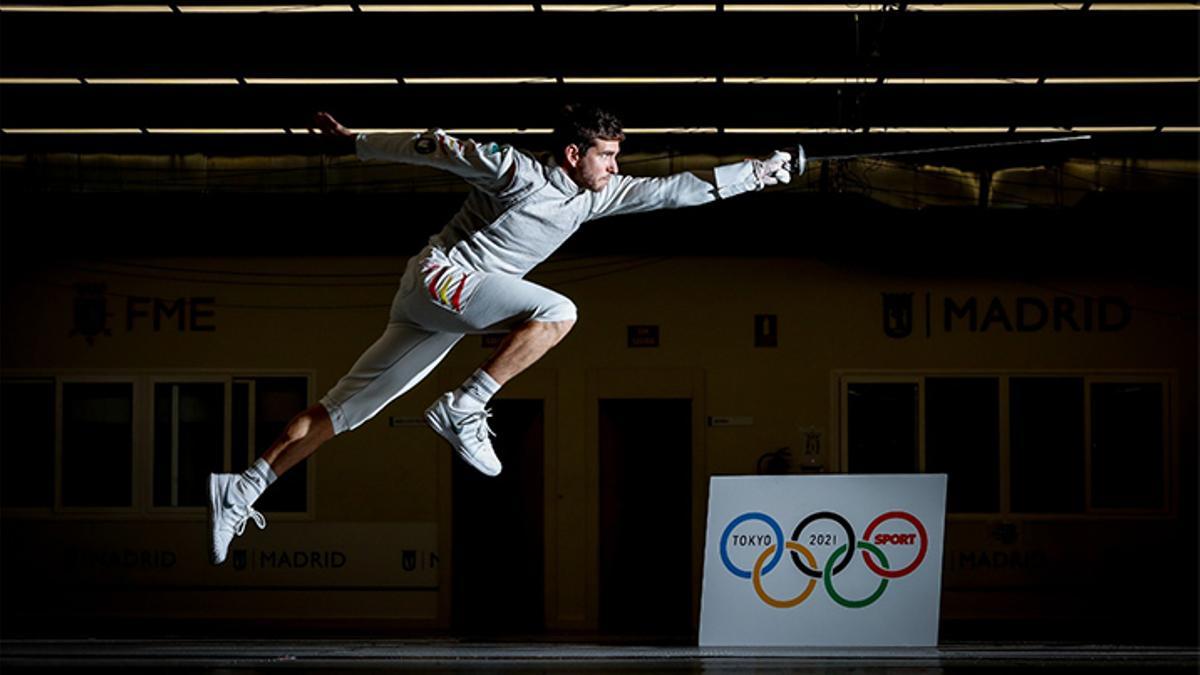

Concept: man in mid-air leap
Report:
left=207, top=104, right=796, bottom=564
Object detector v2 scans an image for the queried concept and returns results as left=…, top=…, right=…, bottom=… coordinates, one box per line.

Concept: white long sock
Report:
left=236, top=458, right=277, bottom=505
left=451, top=368, right=500, bottom=412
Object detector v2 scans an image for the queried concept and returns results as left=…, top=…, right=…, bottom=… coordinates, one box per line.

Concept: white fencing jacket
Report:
left=357, top=130, right=764, bottom=277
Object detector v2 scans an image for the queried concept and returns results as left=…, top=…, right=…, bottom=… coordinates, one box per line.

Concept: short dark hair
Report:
left=553, top=104, right=625, bottom=162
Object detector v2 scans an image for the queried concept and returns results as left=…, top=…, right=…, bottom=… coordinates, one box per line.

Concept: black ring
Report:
left=790, top=511, right=856, bottom=579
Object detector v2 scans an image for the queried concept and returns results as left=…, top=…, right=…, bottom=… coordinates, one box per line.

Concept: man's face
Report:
left=566, top=139, right=620, bottom=192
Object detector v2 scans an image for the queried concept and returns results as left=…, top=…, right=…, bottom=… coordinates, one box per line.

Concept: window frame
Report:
left=1084, top=374, right=1173, bottom=516
left=834, top=369, right=1176, bottom=521
left=56, top=374, right=141, bottom=517
left=0, top=369, right=316, bottom=521
left=148, top=375, right=231, bottom=511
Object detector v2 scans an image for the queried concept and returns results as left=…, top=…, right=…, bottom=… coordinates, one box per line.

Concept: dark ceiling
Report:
left=0, top=3, right=1196, bottom=275
left=1, top=2, right=1198, bottom=156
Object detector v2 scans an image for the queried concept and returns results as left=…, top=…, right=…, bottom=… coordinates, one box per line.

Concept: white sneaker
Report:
left=208, top=473, right=267, bottom=565
left=424, top=392, right=502, bottom=477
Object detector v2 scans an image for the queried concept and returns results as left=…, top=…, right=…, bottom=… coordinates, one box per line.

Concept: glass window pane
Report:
left=1, top=379, right=55, bottom=508
left=847, top=382, right=918, bottom=474
left=1091, top=382, right=1165, bottom=509
left=926, top=377, right=1000, bottom=513
left=62, top=382, right=133, bottom=507
left=1011, top=377, right=1084, bottom=513
left=153, top=383, right=225, bottom=507
left=251, top=377, right=308, bottom=513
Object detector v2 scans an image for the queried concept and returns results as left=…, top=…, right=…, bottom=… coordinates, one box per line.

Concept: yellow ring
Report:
left=752, top=542, right=818, bottom=608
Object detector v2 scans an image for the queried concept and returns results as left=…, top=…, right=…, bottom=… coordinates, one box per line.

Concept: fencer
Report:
left=207, top=105, right=795, bottom=564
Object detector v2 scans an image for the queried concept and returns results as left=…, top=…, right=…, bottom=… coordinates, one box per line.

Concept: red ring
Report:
left=861, top=511, right=928, bottom=579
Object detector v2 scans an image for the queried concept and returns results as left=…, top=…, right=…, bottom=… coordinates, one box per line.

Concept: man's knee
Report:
left=287, top=404, right=331, bottom=441
left=531, top=294, right=576, bottom=325
left=535, top=318, right=575, bottom=344
left=551, top=318, right=576, bottom=341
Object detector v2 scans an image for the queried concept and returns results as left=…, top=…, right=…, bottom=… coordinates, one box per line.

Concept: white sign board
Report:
left=700, top=474, right=947, bottom=647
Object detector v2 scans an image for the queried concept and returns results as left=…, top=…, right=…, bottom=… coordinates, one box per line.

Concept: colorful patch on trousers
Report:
left=425, top=265, right=470, bottom=312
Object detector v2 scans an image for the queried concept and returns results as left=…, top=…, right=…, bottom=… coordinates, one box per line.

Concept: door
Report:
left=452, top=398, right=545, bottom=635
left=598, top=398, right=692, bottom=637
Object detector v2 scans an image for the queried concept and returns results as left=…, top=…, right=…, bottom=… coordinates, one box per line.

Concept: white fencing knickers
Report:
left=319, top=247, right=577, bottom=435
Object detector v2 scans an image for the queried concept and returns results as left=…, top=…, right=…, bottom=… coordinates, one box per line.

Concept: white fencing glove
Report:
left=752, top=150, right=793, bottom=188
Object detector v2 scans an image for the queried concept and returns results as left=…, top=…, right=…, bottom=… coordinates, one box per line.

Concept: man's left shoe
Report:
left=208, top=473, right=267, bottom=565
left=424, top=392, right=502, bottom=477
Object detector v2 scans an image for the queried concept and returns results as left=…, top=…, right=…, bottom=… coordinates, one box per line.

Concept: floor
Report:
left=2, top=639, right=1197, bottom=673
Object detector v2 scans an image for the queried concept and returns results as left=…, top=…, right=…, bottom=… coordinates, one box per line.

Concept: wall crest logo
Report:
left=69, top=283, right=113, bottom=346
left=881, top=292, right=914, bottom=339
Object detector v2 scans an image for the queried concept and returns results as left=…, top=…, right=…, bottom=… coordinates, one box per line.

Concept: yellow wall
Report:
left=2, top=254, right=1195, bottom=628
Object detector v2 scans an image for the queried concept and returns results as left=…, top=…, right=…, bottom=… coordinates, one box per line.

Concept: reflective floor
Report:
left=2, top=640, right=1197, bottom=673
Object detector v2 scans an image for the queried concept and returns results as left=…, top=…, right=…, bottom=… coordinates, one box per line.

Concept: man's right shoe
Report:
left=424, top=392, right=502, bottom=477
left=208, top=473, right=267, bottom=565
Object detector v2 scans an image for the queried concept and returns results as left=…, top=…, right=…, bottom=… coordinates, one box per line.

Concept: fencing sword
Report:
left=789, top=134, right=1093, bottom=175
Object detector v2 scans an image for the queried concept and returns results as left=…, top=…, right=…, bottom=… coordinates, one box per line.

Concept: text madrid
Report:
left=942, top=295, right=1130, bottom=332
left=887, top=294, right=1133, bottom=333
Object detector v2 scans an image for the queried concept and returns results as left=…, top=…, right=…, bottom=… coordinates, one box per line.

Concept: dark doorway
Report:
left=598, top=398, right=692, bottom=637
left=452, top=398, right=545, bottom=635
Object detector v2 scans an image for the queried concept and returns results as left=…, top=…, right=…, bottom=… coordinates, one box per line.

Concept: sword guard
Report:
left=791, top=144, right=807, bottom=176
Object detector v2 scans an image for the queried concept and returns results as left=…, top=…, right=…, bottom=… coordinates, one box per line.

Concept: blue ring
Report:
left=720, top=512, right=785, bottom=579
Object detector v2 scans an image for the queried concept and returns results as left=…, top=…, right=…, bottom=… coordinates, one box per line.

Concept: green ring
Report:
left=823, top=541, right=889, bottom=609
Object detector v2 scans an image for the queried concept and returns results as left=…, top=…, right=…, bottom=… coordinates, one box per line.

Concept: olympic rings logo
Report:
left=718, top=510, right=928, bottom=609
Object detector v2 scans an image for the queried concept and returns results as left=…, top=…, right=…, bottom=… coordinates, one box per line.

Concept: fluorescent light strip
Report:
left=323, top=128, right=423, bottom=133
left=562, top=77, right=718, bottom=84
left=84, top=78, right=240, bottom=85
left=723, top=2, right=1196, bottom=9
left=0, top=4, right=175, bottom=12
left=725, top=77, right=878, bottom=84
left=1072, top=126, right=1159, bottom=132
left=442, top=128, right=553, bottom=134
left=907, top=2, right=1199, bottom=9
left=540, top=4, right=715, bottom=10
left=358, top=4, right=532, bottom=10
left=873, top=127, right=1013, bottom=133
left=725, top=127, right=856, bottom=133
left=1, top=128, right=145, bottom=133
left=243, top=78, right=400, bottom=84
left=885, top=77, right=1042, bottom=85
left=903, top=3, right=1085, bottom=10
left=0, top=78, right=82, bottom=84
left=724, top=4, right=887, bottom=10
left=1088, top=3, right=1199, bottom=9
left=145, top=128, right=290, bottom=133
left=1163, top=126, right=1200, bottom=132
left=623, top=127, right=720, bottom=133
left=1044, top=77, right=1200, bottom=84
left=403, top=77, right=556, bottom=84
left=175, top=4, right=354, bottom=13
left=726, top=76, right=1198, bottom=85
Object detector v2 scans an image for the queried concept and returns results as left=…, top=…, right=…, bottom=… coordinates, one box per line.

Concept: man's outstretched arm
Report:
left=311, top=112, right=531, bottom=196
left=589, top=150, right=795, bottom=219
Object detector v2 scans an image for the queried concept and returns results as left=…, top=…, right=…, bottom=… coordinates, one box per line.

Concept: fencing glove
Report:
left=753, top=150, right=793, bottom=188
